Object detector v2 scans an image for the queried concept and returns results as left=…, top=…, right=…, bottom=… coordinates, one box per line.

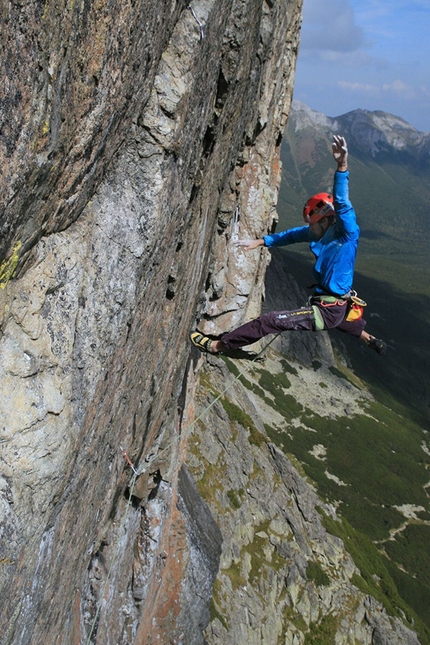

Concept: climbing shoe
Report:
left=367, top=336, right=387, bottom=355
left=190, top=331, right=218, bottom=354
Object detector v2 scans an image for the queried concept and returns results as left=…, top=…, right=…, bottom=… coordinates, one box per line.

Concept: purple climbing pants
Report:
left=220, top=301, right=366, bottom=350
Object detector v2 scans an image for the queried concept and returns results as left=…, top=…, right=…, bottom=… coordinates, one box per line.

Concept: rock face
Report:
left=0, top=1, right=303, bottom=643
left=0, top=2, right=423, bottom=645
left=1, top=0, right=185, bottom=269
left=187, top=349, right=421, bottom=645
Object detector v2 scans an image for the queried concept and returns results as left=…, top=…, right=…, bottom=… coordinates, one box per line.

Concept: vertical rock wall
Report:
left=0, top=1, right=303, bottom=643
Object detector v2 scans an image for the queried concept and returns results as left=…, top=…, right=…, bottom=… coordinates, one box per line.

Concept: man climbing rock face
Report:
left=191, top=135, right=387, bottom=357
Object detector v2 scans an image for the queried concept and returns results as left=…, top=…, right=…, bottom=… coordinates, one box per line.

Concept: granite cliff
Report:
left=0, top=1, right=423, bottom=644
left=1, top=1, right=301, bottom=643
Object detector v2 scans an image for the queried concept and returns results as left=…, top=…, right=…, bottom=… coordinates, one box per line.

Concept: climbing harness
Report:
left=308, top=294, right=346, bottom=330
left=309, top=290, right=367, bottom=326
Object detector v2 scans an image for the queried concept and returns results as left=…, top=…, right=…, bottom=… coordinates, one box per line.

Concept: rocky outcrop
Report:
left=1, top=2, right=423, bottom=644
left=187, top=353, right=420, bottom=645
left=0, top=1, right=303, bottom=643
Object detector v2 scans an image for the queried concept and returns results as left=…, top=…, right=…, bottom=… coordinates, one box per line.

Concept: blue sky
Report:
left=293, top=0, right=430, bottom=132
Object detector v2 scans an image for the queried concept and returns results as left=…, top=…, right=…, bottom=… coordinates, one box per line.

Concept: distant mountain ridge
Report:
left=278, top=100, right=430, bottom=421
left=290, top=100, right=430, bottom=167
left=279, top=100, right=430, bottom=262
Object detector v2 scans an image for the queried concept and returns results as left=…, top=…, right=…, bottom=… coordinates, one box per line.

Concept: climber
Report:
left=191, top=135, right=387, bottom=356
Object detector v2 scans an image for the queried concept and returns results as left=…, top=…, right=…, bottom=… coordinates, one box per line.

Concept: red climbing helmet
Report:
left=303, top=193, right=335, bottom=224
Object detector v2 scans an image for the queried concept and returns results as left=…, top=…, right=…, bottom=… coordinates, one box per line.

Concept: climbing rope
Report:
left=188, top=5, right=205, bottom=39
left=183, top=332, right=281, bottom=435
left=84, top=331, right=281, bottom=643
left=137, top=331, right=283, bottom=476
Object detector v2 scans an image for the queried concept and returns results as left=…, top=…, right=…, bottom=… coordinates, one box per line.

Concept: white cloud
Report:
left=300, top=0, right=365, bottom=53
left=294, top=0, right=430, bottom=130
left=338, top=79, right=417, bottom=101
left=338, top=81, right=380, bottom=96
left=382, top=80, right=416, bottom=99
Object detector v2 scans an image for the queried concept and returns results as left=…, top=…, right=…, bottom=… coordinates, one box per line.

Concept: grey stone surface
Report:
left=0, top=1, right=423, bottom=644
left=186, top=358, right=421, bottom=645
left=0, top=0, right=303, bottom=643
left=176, top=465, right=223, bottom=644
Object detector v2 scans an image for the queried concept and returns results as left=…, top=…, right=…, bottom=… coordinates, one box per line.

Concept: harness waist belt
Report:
left=311, top=295, right=348, bottom=304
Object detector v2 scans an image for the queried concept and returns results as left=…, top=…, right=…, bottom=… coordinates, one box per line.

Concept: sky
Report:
left=293, top=0, right=430, bottom=132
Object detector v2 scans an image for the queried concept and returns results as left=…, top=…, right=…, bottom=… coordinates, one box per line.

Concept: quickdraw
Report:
left=349, top=293, right=367, bottom=307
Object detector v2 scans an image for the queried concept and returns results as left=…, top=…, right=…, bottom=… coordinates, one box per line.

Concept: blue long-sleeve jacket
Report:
left=263, top=171, right=359, bottom=297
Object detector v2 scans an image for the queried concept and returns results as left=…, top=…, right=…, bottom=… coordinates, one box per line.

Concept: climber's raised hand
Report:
left=332, top=135, right=348, bottom=170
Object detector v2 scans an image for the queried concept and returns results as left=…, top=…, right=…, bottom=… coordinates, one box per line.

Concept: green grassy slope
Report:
left=221, top=354, right=430, bottom=644
left=265, top=385, right=430, bottom=644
